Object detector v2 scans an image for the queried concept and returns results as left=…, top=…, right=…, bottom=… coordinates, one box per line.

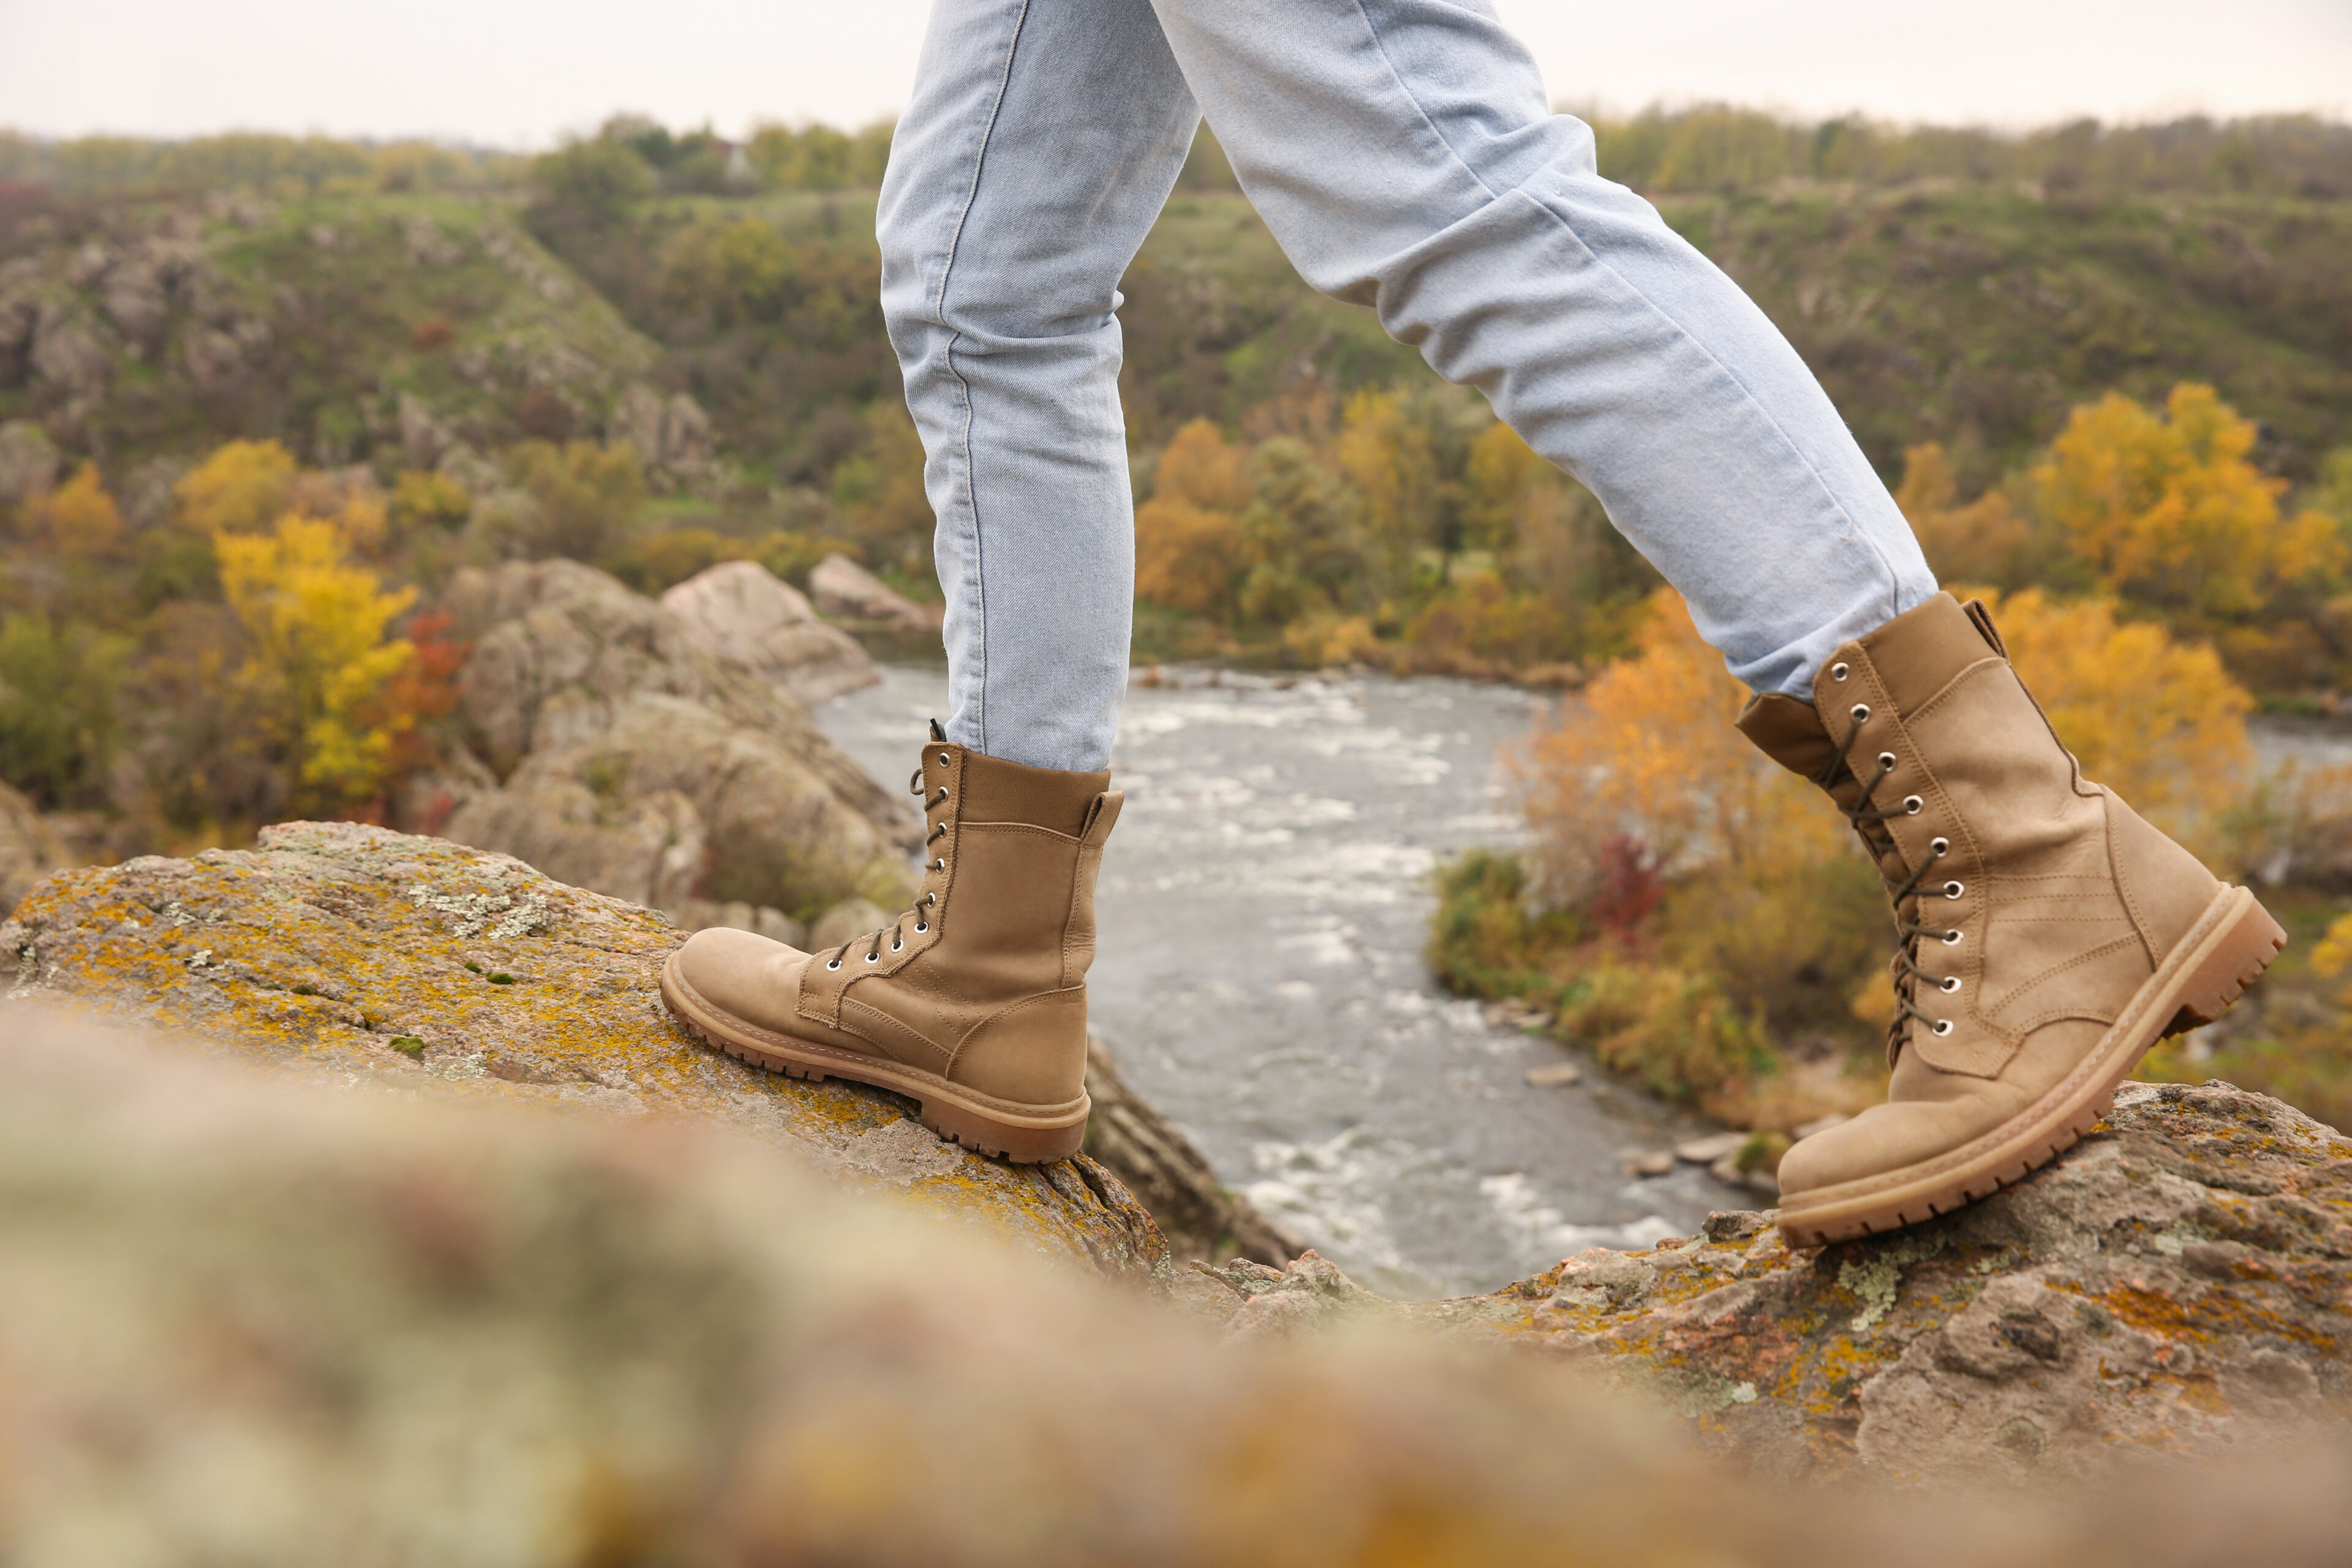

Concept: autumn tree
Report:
left=1893, top=442, right=2034, bottom=587
left=25, top=462, right=125, bottom=560
left=173, top=440, right=299, bottom=536
left=1135, top=419, right=1248, bottom=617
left=2034, top=383, right=2342, bottom=624
left=214, top=515, right=418, bottom=813
left=1516, top=589, right=1842, bottom=901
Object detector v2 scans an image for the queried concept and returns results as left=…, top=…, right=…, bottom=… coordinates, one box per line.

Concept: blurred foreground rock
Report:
left=7, top=1008, right=2352, bottom=1567
left=1, top=821, right=1161, bottom=1280
left=1400, top=1079, right=2352, bottom=1479
left=430, top=559, right=917, bottom=924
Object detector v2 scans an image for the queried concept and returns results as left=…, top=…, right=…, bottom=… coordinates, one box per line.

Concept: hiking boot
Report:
left=1738, top=593, right=2284, bottom=1246
left=660, top=724, right=1121, bottom=1163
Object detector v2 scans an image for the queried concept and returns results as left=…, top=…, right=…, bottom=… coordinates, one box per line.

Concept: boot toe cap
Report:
left=674, top=925, right=810, bottom=1031
left=1776, top=1093, right=2025, bottom=1199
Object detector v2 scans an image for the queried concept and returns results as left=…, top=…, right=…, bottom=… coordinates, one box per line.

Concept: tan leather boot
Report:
left=660, top=725, right=1121, bottom=1163
left=1739, top=593, right=2284, bottom=1246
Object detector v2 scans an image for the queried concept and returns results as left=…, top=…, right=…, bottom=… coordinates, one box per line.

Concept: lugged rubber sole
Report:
left=658, top=949, right=1089, bottom=1164
left=1776, top=885, right=2286, bottom=1248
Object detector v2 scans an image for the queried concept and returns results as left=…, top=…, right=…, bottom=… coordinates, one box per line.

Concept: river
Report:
left=817, top=664, right=1747, bottom=1300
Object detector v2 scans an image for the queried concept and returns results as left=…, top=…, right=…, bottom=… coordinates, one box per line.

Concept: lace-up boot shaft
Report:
left=1738, top=593, right=2283, bottom=1245
left=662, top=729, right=1119, bottom=1162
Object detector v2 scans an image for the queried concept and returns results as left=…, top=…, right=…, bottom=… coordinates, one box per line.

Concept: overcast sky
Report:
left=2, top=0, right=2346, bottom=146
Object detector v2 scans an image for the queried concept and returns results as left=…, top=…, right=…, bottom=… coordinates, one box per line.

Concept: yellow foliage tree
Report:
left=1333, top=388, right=1444, bottom=598
left=1971, top=586, right=2252, bottom=851
left=1136, top=420, right=1248, bottom=617
left=1515, top=589, right=1842, bottom=900
left=2034, top=383, right=2342, bottom=622
left=1893, top=442, right=2032, bottom=586
left=214, top=514, right=417, bottom=811
left=174, top=439, right=298, bottom=535
left=27, top=461, right=124, bottom=559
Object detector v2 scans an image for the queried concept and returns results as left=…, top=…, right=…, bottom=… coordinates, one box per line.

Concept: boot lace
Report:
left=821, top=720, right=951, bottom=975
left=1814, top=709, right=1961, bottom=1052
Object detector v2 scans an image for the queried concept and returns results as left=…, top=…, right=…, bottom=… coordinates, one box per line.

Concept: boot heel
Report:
left=2166, top=890, right=2288, bottom=1035
left=920, top=1096, right=1088, bottom=1164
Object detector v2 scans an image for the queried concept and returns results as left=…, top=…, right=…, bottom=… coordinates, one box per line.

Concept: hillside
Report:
left=0, top=189, right=672, bottom=490
left=7, top=176, right=2347, bottom=517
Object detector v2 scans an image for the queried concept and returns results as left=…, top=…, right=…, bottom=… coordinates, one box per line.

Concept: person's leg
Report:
left=1148, top=0, right=1935, bottom=697
left=876, top=0, right=1199, bottom=772
left=665, top=0, right=1189, bottom=1158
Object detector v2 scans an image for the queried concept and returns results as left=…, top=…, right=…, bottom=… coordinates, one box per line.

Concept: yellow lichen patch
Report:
left=1, top=823, right=1167, bottom=1283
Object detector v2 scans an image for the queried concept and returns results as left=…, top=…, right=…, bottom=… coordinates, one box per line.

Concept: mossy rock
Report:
left=0, top=820, right=1166, bottom=1283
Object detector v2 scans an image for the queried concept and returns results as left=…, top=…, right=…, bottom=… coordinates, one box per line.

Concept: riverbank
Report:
left=817, top=663, right=1750, bottom=1300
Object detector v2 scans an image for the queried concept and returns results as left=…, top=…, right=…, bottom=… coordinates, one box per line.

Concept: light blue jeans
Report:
left=878, top=0, right=1939, bottom=773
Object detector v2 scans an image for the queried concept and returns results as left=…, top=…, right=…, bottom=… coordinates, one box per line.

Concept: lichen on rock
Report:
left=1413, top=1078, right=2352, bottom=1478
left=1, top=820, right=1165, bottom=1283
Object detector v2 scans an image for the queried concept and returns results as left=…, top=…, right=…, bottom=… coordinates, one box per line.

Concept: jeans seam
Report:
left=930, top=0, right=1038, bottom=755
left=1343, top=0, right=1502, bottom=205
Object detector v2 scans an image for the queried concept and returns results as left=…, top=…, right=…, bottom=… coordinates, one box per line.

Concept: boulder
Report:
left=0, top=821, right=1163, bottom=1281
left=658, top=558, right=878, bottom=706
left=809, top=551, right=942, bottom=631
left=1397, top=1078, right=2352, bottom=1479
left=0, top=781, right=66, bottom=914
left=7, top=1005, right=2352, bottom=1565
left=435, top=560, right=918, bottom=920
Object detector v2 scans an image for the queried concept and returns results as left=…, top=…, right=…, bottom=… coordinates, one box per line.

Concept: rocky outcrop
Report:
left=435, top=559, right=917, bottom=922
left=809, top=551, right=942, bottom=631
left=9, top=1003, right=2352, bottom=1566
left=0, top=821, right=1163, bottom=1280
left=0, top=780, right=66, bottom=914
left=658, top=558, right=878, bottom=706
left=1373, top=1078, right=2352, bottom=1478
left=610, top=381, right=720, bottom=492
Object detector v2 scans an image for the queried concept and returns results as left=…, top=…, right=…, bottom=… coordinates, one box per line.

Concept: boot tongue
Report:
left=1735, top=693, right=1838, bottom=778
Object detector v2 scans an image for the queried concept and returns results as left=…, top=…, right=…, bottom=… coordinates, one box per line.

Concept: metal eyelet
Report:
left=913, top=920, right=928, bottom=933
left=1940, top=976, right=1962, bottom=993
left=924, top=892, right=938, bottom=907
left=932, top=858, right=946, bottom=872
left=1904, top=795, right=1923, bottom=815
left=1931, top=837, right=1950, bottom=857
left=1878, top=752, right=1897, bottom=771
left=938, top=751, right=951, bottom=766
left=1942, top=929, right=1963, bottom=946
left=863, top=951, right=880, bottom=964
left=1850, top=703, right=1870, bottom=722
left=891, top=937, right=903, bottom=952
left=825, top=958, right=842, bottom=971
left=1831, top=662, right=1850, bottom=681
left=1932, top=1019, right=1955, bottom=1036
left=1945, top=880, right=1966, bottom=899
